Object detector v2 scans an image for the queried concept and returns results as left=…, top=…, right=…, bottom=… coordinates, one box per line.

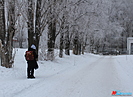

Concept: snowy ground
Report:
left=0, top=49, right=133, bottom=97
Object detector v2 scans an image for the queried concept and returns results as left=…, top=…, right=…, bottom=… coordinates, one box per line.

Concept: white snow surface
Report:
left=0, top=49, right=133, bottom=97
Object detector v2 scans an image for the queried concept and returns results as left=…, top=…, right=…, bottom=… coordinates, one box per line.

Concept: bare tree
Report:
left=59, top=15, right=65, bottom=58
left=0, top=0, right=6, bottom=66
left=27, top=0, right=34, bottom=48
left=0, top=0, right=6, bottom=45
left=0, top=0, right=15, bottom=68
left=47, top=0, right=57, bottom=60
left=33, top=0, right=42, bottom=55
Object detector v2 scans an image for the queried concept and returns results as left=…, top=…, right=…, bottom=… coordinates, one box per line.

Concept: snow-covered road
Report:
left=0, top=49, right=133, bottom=97
left=19, top=56, right=130, bottom=97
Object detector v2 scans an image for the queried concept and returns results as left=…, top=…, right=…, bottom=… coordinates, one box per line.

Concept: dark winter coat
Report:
left=27, top=47, right=38, bottom=69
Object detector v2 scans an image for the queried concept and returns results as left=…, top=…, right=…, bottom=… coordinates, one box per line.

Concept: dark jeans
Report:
left=27, top=67, right=34, bottom=77
left=27, top=61, right=36, bottom=77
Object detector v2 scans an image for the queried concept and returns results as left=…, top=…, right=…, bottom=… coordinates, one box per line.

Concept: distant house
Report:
left=127, top=37, right=133, bottom=54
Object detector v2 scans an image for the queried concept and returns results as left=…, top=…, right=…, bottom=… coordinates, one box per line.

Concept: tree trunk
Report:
left=64, top=26, right=70, bottom=55
left=73, top=36, right=79, bottom=55
left=0, top=0, right=6, bottom=67
left=47, top=1, right=56, bottom=61
left=28, top=0, right=34, bottom=48
left=47, top=20, right=56, bottom=60
left=59, top=32, right=63, bottom=58
left=0, top=0, right=5, bottom=45
left=82, top=45, right=85, bottom=54
left=0, top=0, right=15, bottom=68
left=78, top=43, right=81, bottom=55
left=34, top=0, right=42, bottom=55
left=59, top=15, right=65, bottom=58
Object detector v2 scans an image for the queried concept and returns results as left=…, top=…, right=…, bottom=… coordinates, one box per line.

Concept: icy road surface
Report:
left=0, top=49, right=133, bottom=97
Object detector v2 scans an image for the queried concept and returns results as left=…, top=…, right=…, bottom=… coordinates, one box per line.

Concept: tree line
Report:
left=0, top=0, right=133, bottom=68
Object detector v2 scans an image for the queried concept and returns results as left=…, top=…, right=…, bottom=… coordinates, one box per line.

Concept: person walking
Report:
left=25, top=44, right=38, bottom=79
